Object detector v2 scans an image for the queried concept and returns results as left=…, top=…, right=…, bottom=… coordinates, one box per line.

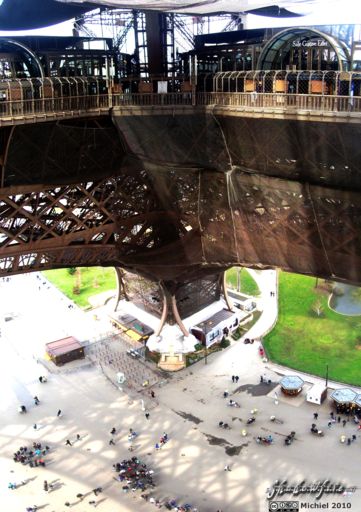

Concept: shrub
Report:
left=67, top=267, right=76, bottom=275
left=311, top=300, right=324, bottom=317
left=333, top=286, right=345, bottom=297
left=231, top=330, right=241, bottom=340
left=220, top=337, right=230, bottom=348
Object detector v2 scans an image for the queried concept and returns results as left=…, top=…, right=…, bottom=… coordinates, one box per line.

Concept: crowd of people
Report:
left=155, top=431, right=169, bottom=450
left=113, top=456, right=155, bottom=493
left=13, top=442, right=49, bottom=467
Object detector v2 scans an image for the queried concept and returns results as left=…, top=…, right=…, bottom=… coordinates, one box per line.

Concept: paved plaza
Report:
left=0, top=273, right=361, bottom=512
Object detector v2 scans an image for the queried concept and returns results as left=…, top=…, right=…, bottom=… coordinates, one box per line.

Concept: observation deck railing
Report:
left=0, top=94, right=111, bottom=122
left=114, top=92, right=360, bottom=113
left=0, top=87, right=360, bottom=125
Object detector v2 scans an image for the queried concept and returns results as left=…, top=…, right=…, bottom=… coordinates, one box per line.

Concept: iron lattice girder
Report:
left=0, top=169, right=361, bottom=283
left=0, top=110, right=360, bottom=286
left=0, top=245, right=118, bottom=275
left=0, top=181, right=117, bottom=249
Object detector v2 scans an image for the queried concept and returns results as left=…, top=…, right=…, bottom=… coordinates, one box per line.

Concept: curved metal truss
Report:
left=0, top=180, right=118, bottom=273
left=0, top=110, right=360, bottom=288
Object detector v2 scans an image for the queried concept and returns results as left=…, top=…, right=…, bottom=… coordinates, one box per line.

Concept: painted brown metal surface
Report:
left=0, top=107, right=360, bottom=295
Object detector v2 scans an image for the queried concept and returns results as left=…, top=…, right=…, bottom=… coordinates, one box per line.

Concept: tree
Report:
left=237, top=268, right=241, bottom=292
left=351, top=288, right=361, bottom=302
left=311, top=299, right=324, bottom=317
left=73, top=267, right=82, bottom=295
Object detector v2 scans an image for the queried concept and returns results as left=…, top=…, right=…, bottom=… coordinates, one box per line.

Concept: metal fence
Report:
left=115, top=91, right=359, bottom=113
left=0, top=94, right=111, bottom=118
left=0, top=79, right=360, bottom=122
left=195, top=92, right=358, bottom=112
left=85, top=331, right=158, bottom=392
left=207, top=70, right=361, bottom=96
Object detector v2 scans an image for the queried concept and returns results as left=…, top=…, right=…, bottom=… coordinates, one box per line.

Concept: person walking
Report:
left=43, top=480, right=48, bottom=492
left=342, top=419, right=347, bottom=428
left=313, top=412, right=318, bottom=420
left=235, top=376, right=239, bottom=383
left=34, top=396, right=40, bottom=406
left=109, top=438, right=115, bottom=445
left=231, top=376, right=235, bottom=383
left=57, top=409, right=62, bottom=418
left=76, top=434, right=81, bottom=441
left=110, top=427, right=116, bottom=435
left=145, top=412, right=150, bottom=420
left=224, top=465, right=231, bottom=471
left=150, top=390, right=155, bottom=399
left=65, top=439, right=72, bottom=446
left=327, top=421, right=332, bottom=428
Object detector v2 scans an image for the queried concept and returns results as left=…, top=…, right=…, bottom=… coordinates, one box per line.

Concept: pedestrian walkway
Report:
left=240, top=268, right=278, bottom=341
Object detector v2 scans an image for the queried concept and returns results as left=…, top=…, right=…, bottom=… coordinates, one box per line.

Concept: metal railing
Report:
left=113, top=92, right=193, bottom=106
left=0, top=94, right=111, bottom=118
left=0, top=91, right=359, bottom=123
left=208, top=70, right=361, bottom=96
left=115, top=91, right=360, bottom=113
left=195, top=92, right=359, bottom=113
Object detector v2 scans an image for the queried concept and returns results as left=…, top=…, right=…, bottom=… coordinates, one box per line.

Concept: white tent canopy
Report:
left=57, top=0, right=316, bottom=15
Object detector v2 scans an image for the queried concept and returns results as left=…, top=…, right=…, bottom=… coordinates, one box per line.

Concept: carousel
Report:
left=280, top=375, right=304, bottom=396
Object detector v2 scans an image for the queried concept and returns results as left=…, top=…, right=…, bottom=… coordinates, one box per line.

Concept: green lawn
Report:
left=43, top=267, right=116, bottom=308
left=263, top=272, right=361, bottom=386
left=226, top=267, right=260, bottom=296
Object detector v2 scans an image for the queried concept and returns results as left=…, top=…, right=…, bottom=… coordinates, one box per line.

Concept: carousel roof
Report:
left=330, top=388, right=357, bottom=404
left=280, top=375, right=304, bottom=389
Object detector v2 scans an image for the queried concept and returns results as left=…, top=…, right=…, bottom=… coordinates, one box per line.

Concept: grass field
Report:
left=226, top=267, right=260, bottom=296
left=43, top=267, right=116, bottom=308
left=263, top=272, right=361, bottom=386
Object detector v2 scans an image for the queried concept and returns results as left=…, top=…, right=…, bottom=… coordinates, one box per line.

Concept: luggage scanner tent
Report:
left=46, top=336, right=84, bottom=366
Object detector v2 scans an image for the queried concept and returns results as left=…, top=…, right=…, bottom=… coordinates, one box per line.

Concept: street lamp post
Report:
left=204, top=320, right=213, bottom=365
left=325, top=364, right=329, bottom=388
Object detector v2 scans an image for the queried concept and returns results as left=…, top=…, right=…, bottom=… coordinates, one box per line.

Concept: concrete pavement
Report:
left=1, top=272, right=361, bottom=512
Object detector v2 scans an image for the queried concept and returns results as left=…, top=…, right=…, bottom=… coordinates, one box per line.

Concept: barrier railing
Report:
left=0, top=91, right=359, bottom=122
left=195, top=92, right=359, bottom=113
left=0, top=94, right=111, bottom=119
left=113, top=92, right=193, bottom=106
left=116, top=92, right=360, bottom=113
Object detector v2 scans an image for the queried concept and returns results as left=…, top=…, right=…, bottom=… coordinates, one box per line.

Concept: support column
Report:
left=145, top=10, right=166, bottom=76
left=170, top=294, right=189, bottom=337
left=114, top=267, right=129, bottom=312
left=222, top=271, right=234, bottom=312
left=154, top=283, right=168, bottom=336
